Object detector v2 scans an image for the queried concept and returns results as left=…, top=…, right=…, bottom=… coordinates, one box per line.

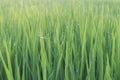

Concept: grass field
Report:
left=0, top=0, right=120, bottom=80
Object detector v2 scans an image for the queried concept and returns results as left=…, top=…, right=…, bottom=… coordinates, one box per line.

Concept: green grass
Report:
left=0, top=0, right=120, bottom=80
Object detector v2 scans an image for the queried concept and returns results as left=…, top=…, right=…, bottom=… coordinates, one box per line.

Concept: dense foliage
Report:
left=0, top=1, right=120, bottom=80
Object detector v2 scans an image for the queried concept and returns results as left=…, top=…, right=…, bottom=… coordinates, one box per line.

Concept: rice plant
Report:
left=0, top=0, right=120, bottom=80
